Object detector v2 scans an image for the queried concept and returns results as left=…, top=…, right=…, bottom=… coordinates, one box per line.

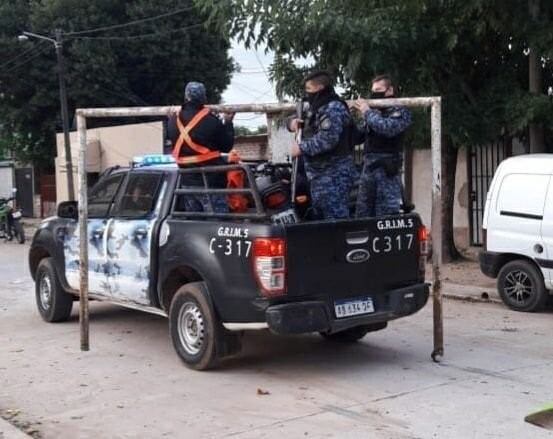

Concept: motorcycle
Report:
left=253, top=162, right=308, bottom=224
left=0, top=191, right=25, bottom=244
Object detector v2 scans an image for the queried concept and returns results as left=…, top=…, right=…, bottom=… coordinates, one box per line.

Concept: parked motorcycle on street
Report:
left=0, top=190, right=25, bottom=244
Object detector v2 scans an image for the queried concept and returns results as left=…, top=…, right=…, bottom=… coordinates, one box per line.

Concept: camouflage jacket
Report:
left=299, top=100, right=353, bottom=174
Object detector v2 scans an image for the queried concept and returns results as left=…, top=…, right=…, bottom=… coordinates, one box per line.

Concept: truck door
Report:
left=104, top=172, right=165, bottom=305
left=538, top=177, right=553, bottom=287
left=491, top=172, right=549, bottom=272
left=64, top=173, right=125, bottom=294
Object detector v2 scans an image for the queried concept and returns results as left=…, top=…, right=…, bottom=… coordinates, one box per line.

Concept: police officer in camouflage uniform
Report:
left=352, top=75, right=412, bottom=217
left=289, top=71, right=356, bottom=220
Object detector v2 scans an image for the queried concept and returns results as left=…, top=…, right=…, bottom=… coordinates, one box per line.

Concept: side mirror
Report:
left=58, top=201, right=78, bottom=219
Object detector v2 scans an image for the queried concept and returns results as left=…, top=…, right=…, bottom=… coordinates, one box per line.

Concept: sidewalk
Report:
left=429, top=259, right=502, bottom=304
left=0, top=418, right=30, bottom=439
left=20, top=218, right=42, bottom=239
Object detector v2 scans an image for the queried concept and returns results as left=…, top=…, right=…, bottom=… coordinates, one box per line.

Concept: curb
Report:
left=442, top=292, right=502, bottom=305
left=439, top=282, right=503, bottom=305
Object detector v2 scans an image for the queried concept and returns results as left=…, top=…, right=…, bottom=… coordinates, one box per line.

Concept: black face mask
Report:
left=304, top=91, right=320, bottom=105
left=370, top=91, right=392, bottom=99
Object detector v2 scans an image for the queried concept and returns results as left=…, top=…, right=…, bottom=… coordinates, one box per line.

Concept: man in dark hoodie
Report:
left=167, top=81, right=235, bottom=213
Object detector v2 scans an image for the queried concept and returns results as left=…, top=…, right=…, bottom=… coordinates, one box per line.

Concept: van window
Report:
left=497, top=174, right=549, bottom=218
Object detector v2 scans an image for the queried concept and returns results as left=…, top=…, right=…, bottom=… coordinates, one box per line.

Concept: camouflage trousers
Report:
left=308, top=157, right=356, bottom=220
left=355, top=154, right=403, bottom=218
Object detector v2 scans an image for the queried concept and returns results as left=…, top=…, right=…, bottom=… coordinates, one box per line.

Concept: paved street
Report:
left=1, top=243, right=552, bottom=438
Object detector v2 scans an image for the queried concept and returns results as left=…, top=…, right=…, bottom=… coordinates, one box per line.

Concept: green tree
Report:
left=0, top=0, right=234, bottom=167
left=234, top=125, right=268, bottom=136
left=198, top=0, right=553, bottom=261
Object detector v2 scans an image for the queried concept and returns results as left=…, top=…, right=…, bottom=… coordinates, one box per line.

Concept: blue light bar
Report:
left=133, top=154, right=176, bottom=167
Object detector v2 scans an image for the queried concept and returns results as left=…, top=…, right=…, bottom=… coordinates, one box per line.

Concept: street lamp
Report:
left=18, top=30, right=75, bottom=201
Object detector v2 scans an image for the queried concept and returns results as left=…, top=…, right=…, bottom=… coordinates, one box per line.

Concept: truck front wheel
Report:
left=35, top=257, right=73, bottom=322
left=169, top=282, right=224, bottom=370
left=320, top=322, right=388, bottom=342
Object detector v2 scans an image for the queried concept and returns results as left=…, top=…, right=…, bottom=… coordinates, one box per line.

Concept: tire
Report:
left=497, top=260, right=549, bottom=312
left=320, top=322, right=388, bottom=343
left=35, top=257, right=73, bottom=322
left=169, top=282, right=227, bottom=370
left=13, top=221, right=25, bottom=244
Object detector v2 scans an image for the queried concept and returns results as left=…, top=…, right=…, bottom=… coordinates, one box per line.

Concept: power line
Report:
left=66, top=5, right=196, bottom=36
left=2, top=45, right=50, bottom=75
left=70, top=23, right=205, bottom=41
left=0, top=42, right=47, bottom=70
left=254, top=51, right=271, bottom=82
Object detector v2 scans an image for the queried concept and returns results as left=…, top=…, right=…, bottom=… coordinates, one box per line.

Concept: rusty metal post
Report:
left=430, top=97, right=443, bottom=362
left=77, top=112, right=89, bottom=351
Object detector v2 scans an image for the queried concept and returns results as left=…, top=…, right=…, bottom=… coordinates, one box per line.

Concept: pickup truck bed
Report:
left=29, top=161, right=429, bottom=370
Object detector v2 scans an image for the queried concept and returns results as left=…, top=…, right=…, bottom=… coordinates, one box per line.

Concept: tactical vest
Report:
left=365, top=108, right=403, bottom=155
left=303, top=101, right=354, bottom=165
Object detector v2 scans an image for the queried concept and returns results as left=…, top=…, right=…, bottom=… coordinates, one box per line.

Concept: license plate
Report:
left=271, top=208, right=298, bottom=225
left=334, top=297, right=375, bottom=318
left=12, top=211, right=22, bottom=219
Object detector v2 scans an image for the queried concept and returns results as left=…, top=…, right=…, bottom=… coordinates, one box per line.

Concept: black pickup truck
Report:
left=29, top=156, right=429, bottom=370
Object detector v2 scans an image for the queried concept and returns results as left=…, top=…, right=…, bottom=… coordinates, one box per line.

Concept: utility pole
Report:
left=55, top=29, right=75, bottom=201
left=18, top=30, right=75, bottom=200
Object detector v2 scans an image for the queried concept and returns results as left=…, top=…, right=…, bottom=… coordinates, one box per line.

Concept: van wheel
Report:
left=320, top=322, right=388, bottom=343
left=169, top=282, right=235, bottom=370
left=497, top=260, right=549, bottom=312
left=35, top=258, right=73, bottom=322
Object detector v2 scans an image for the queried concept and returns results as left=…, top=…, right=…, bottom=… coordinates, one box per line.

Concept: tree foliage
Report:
left=198, top=0, right=553, bottom=149
left=197, top=0, right=553, bottom=261
left=234, top=124, right=268, bottom=136
left=0, top=0, right=234, bottom=167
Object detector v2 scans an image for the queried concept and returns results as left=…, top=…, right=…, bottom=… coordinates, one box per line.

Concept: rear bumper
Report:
left=479, top=251, right=501, bottom=278
left=265, top=283, right=429, bottom=335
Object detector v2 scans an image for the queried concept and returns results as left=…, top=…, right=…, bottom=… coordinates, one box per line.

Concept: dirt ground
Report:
left=1, top=243, right=552, bottom=439
left=436, top=259, right=496, bottom=289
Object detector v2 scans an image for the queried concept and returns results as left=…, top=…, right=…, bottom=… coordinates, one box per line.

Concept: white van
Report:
left=480, top=154, right=553, bottom=312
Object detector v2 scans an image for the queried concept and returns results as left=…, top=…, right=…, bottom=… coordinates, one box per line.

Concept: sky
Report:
left=222, top=42, right=277, bottom=129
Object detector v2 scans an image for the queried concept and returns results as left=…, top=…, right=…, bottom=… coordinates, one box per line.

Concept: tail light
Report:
left=418, top=225, right=429, bottom=278
left=253, top=238, right=287, bottom=297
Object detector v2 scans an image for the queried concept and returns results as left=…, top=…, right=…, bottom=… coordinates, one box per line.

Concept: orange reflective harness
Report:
left=172, top=107, right=221, bottom=165
left=172, top=108, right=249, bottom=213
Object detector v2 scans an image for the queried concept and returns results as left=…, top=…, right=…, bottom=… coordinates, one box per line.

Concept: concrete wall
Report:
left=56, top=122, right=163, bottom=202
left=234, top=134, right=269, bottom=161
left=0, top=162, right=14, bottom=198
left=267, top=116, right=293, bottom=163
left=411, top=148, right=470, bottom=250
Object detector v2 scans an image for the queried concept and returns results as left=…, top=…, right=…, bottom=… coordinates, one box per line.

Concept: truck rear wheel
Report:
left=169, top=282, right=225, bottom=370
left=497, top=260, right=548, bottom=312
left=320, top=322, right=388, bottom=343
left=35, top=257, right=73, bottom=322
